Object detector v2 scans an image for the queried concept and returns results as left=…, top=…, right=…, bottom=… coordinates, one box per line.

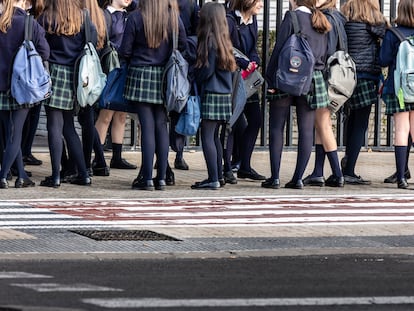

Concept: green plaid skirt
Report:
left=346, top=79, right=378, bottom=110
left=201, top=92, right=232, bottom=121
left=45, top=63, right=75, bottom=110
left=0, top=92, right=40, bottom=110
left=307, top=71, right=329, bottom=110
left=382, top=93, right=414, bottom=115
left=124, top=66, right=163, bottom=104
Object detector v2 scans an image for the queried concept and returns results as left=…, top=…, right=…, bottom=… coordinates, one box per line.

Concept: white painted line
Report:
left=0, top=272, right=52, bottom=279
left=11, top=283, right=123, bottom=292
left=82, top=296, right=414, bottom=308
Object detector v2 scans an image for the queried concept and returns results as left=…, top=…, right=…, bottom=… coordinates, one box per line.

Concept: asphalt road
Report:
left=1, top=255, right=414, bottom=310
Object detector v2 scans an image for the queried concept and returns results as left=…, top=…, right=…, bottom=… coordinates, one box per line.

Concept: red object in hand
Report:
left=241, top=62, right=257, bottom=79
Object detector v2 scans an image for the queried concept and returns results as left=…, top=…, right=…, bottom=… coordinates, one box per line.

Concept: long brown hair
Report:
left=84, top=0, right=106, bottom=49
left=341, top=0, right=387, bottom=25
left=395, top=0, right=414, bottom=27
left=196, top=2, right=237, bottom=71
left=296, top=0, right=331, bottom=33
left=317, top=0, right=336, bottom=11
left=139, top=0, right=179, bottom=49
left=42, top=0, right=83, bottom=35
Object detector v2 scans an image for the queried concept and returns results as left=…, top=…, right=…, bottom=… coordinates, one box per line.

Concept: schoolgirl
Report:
left=118, top=0, right=187, bottom=191
left=94, top=0, right=137, bottom=174
left=379, top=0, right=414, bottom=189
left=303, top=0, right=347, bottom=187
left=0, top=0, right=49, bottom=188
left=38, top=0, right=96, bottom=187
left=340, top=0, right=387, bottom=185
left=191, top=1, right=237, bottom=190
left=264, top=0, right=331, bottom=189
left=225, top=0, right=265, bottom=184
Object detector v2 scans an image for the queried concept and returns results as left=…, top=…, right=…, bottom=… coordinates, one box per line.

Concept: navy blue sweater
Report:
left=0, top=8, right=50, bottom=91
left=178, top=0, right=199, bottom=36
left=118, top=9, right=187, bottom=66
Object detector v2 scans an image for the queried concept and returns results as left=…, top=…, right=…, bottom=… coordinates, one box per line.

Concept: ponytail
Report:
left=311, top=7, right=331, bottom=33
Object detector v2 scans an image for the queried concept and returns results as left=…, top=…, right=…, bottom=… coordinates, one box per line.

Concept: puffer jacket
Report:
left=345, top=21, right=386, bottom=78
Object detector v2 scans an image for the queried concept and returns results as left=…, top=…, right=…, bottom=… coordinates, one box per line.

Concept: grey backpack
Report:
left=325, top=13, right=357, bottom=113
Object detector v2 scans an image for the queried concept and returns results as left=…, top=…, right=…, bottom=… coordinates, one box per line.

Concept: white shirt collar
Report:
left=295, top=6, right=311, bottom=14
left=235, top=10, right=253, bottom=25
left=106, top=5, right=126, bottom=14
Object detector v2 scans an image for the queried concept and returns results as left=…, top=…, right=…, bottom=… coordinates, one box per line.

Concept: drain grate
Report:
left=69, top=230, right=181, bottom=241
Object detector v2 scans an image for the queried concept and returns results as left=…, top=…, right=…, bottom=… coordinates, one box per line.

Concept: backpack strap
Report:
left=103, top=9, right=112, bottom=47
left=389, top=27, right=407, bottom=43
left=290, top=10, right=301, bottom=35
left=24, top=14, right=33, bottom=42
left=325, top=11, right=346, bottom=51
left=83, top=9, right=92, bottom=43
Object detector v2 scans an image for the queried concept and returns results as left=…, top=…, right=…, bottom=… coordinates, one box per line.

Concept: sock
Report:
left=112, top=143, right=122, bottom=162
left=395, top=145, right=407, bottom=180
left=313, top=144, right=325, bottom=177
left=326, top=150, right=342, bottom=178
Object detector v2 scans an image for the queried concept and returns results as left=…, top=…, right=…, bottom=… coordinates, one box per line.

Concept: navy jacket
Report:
left=226, top=11, right=260, bottom=70
left=104, top=8, right=127, bottom=50
left=178, top=0, right=199, bottom=36
left=266, top=9, right=328, bottom=89
left=37, top=11, right=97, bottom=66
left=0, top=8, right=50, bottom=91
left=322, top=8, right=347, bottom=58
left=118, top=9, right=187, bottom=67
left=379, top=26, right=414, bottom=95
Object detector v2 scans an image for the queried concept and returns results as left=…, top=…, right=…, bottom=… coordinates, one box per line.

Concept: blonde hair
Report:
left=42, top=0, right=83, bottom=36
left=0, top=0, right=17, bottom=33
left=84, top=0, right=106, bottom=49
left=139, top=0, right=179, bottom=49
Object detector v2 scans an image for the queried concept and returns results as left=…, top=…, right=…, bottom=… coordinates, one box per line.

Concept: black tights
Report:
left=268, top=96, right=315, bottom=181
left=201, top=119, right=223, bottom=182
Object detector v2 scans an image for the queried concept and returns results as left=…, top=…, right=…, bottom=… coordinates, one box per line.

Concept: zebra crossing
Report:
left=1, top=194, right=414, bottom=229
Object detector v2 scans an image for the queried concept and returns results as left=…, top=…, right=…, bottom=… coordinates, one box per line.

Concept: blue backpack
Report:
left=11, top=14, right=51, bottom=105
left=275, top=11, right=315, bottom=96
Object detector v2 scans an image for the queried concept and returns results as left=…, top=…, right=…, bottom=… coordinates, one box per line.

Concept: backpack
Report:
left=162, top=31, right=191, bottom=113
left=10, top=14, right=52, bottom=105
left=275, top=11, right=315, bottom=96
left=100, top=9, right=120, bottom=75
left=325, top=12, right=357, bottom=113
left=74, top=10, right=107, bottom=108
left=390, top=27, right=414, bottom=105
left=175, top=83, right=200, bottom=136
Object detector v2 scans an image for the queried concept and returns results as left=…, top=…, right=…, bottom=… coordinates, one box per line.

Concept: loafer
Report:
left=153, top=179, right=166, bottom=191
left=166, top=168, right=175, bottom=186
left=325, top=175, right=344, bottom=187
left=70, top=176, right=92, bottom=186
left=174, top=158, right=189, bottom=170
left=398, top=178, right=409, bottom=189
left=284, top=179, right=304, bottom=189
left=15, top=178, right=35, bottom=188
left=132, top=178, right=154, bottom=191
left=237, top=168, right=266, bottom=181
left=93, top=166, right=110, bottom=176
left=303, top=175, right=325, bottom=187
left=191, top=179, right=220, bottom=190
left=224, top=171, right=237, bottom=184
left=384, top=170, right=411, bottom=183
left=261, top=178, right=280, bottom=189
left=40, top=176, right=60, bottom=188
left=23, top=154, right=42, bottom=166
left=110, top=158, right=137, bottom=169
left=0, top=178, right=8, bottom=189
left=344, top=175, right=371, bottom=185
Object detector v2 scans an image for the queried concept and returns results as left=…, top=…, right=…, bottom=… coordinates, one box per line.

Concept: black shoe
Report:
left=344, top=175, right=371, bottom=185
left=166, top=168, right=175, bottom=186
left=10, top=167, right=32, bottom=177
left=110, top=158, right=137, bottom=169
left=384, top=170, right=411, bottom=183
left=285, top=179, right=304, bottom=189
left=70, top=176, right=92, bottom=186
left=153, top=179, right=166, bottom=191
left=398, top=178, right=409, bottom=189
left=87, top=168, right=93, bottom=177
left=325, top=175, right=344, bottom=187
left=237, top=168, right=266, bottom=181
left=132, top=177, right=154, bottom=191
left=40, top=176, right=60, bottom=188
left=23, top=154, right=42, bottom=166
left=219, top=178, right=226, bottom=187
left=93, top=166, right=110, bottom=176
left=0, top=178, right=8, bottom=189
left=15, top=178, right=35, bottom=188
left=261, top=178, right=280, bottom=189
left=224, top=171, right=237, bottom=184
left=174, top=158, right=189, bottom=170
left=303, top=175, right=325, bottom=187
left=191, top=179, right=220, bottom=190
left=6, top=171, right=12, bottom=181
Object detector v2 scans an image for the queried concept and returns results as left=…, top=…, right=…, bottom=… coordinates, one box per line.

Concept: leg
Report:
left=169, top=111, right=188, bottom=170
left=110, top=111, right=137, bottom=169
left=22, top=104, right=42, bottom=165
left=394, top=111, right=410, bottom=188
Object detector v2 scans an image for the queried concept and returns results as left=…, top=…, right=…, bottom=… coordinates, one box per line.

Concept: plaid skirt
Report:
left=307, top=71, right=330, bottom=110
left=382, top=93, right=414, bottom=115
left=346, top=79, right=378, bottom=110
left=124, top=66, right=163, bottom=104
left=201, top=92, right=232, bottom=121
left=45, top=63, right=75, bottom=111
left=0, top=92, right=40, bottom=111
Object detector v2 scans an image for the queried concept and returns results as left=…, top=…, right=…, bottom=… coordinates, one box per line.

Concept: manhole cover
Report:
left=69, top=230, right=181, bottom=241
